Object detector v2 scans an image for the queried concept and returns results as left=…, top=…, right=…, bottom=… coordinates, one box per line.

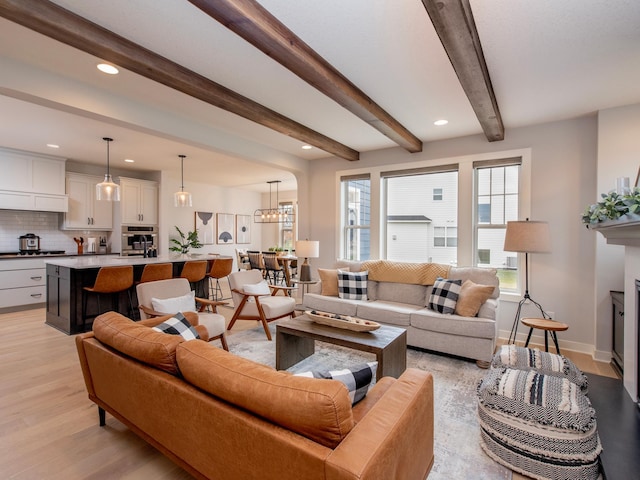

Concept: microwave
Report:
left=121, top=226, right=158, bottom=256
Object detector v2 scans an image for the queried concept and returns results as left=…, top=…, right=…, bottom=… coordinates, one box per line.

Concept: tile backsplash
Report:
left=0, top=210, right=112, bottom=253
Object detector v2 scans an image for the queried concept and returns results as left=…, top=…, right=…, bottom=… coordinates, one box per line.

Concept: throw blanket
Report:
left=360, top=260, right=450, bottom=285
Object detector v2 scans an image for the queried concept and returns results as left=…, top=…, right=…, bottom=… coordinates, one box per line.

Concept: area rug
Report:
left=227, top=322, right=512, bottom=480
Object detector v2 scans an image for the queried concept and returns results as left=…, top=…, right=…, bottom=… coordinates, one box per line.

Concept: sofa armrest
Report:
left=325, top=368, right=434, bottom=480
left=477, top=297, right=499, bottom=321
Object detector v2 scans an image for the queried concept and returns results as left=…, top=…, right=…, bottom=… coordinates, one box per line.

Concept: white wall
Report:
left=304, top=115, right=599, bottom=352
left=596, top=103, right=640, bottom=399
left=159, top=170, right=263, bottom=270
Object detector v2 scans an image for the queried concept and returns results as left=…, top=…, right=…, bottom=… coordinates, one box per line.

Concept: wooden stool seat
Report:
left=521, top=317, right=569, bottom=354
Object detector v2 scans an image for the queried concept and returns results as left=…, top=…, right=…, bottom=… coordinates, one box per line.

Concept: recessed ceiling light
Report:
left=434, top=119, right=448, bottom=126
left=46, top=143, right=60, bottom=149
left=301, top=145, right=313, bottom=150
left=97, top=63, right=119, bottom=75
left=124, top=158, right=135, bottom=163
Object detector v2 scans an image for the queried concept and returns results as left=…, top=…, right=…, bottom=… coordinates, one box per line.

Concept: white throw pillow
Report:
left=242, top=281, right=271, bottom=295
left=151, top=290, right=196, bottom=313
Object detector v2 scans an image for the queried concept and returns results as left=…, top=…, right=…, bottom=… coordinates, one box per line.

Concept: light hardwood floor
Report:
left=0, top=285, right=617, bottom=479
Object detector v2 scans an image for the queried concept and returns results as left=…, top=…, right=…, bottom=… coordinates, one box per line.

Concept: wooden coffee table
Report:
left=276, top=315, right=407, bottom=380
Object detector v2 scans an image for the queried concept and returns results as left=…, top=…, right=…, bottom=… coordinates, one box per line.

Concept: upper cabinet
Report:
left=63, top=173, right=113, bottom=230
left=120, top=177, right=158, bottom=226
left=0, top=147, right=68, bottom=212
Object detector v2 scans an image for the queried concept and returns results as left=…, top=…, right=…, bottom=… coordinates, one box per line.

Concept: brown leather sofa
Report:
left=76, top=312, right=434, bottom=480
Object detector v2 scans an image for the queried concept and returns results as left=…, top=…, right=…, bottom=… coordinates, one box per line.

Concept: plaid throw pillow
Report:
left=152, top=312, right=200, bottom=341
left=428, top=277, right=462, bottom=314
left=295, top=362, right=377, bottom=405
left=337, top=270, right=368, bottom=300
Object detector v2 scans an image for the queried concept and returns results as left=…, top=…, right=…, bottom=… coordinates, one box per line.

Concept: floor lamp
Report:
left=504, top=219, right=551, bottom=344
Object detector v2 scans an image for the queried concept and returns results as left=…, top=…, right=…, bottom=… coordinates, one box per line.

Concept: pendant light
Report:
left=253, top=180, right=295, bottom=223
left=96, top=137, right=120, bottom=201
left=174, top=154, right=192, bottom=207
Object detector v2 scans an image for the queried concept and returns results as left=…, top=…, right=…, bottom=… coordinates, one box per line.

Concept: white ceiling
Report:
left=0, top=0, right=639, bottom=192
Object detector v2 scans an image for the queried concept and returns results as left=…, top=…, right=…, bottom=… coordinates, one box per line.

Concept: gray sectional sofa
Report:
left=302, top=259, right=500, bottom=365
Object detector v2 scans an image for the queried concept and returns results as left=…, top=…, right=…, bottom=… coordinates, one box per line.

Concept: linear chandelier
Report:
left=254, top=180, right=295, bottom=224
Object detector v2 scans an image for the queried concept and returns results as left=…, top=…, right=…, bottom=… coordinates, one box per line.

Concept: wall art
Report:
left=217, top=213, right=235, bottom=244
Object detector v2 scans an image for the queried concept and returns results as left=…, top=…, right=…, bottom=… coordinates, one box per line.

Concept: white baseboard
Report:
left=497, top=329, right=598, bottom=357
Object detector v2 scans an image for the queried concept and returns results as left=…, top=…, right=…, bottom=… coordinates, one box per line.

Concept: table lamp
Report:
left=295, top=240, right=319, bottom=282
left=503, top=219, right=551, bottom=344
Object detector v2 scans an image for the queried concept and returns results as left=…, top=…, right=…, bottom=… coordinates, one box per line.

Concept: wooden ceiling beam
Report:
left=0, top=0, right=359, bottom=161
left=421, top=0, right=504, bottom=141
left=189, top=0, right=423, bottom=154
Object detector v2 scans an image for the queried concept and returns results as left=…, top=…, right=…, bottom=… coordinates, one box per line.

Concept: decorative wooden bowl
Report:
left=305, top=310, right=380, bottom=332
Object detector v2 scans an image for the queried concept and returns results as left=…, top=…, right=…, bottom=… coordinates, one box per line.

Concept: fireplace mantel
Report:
left=589, top=214, right=640, bottom=246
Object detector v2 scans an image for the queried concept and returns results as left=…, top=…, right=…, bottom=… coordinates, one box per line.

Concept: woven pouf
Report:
left=477, top=367, right=602, bottom=480
left=491, top=344, right=589, bottom=393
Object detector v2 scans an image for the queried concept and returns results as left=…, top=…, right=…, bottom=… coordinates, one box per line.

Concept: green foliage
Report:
left=169, top=226, right=203, bottom=254
left=582, top=187, right=640, bottom=225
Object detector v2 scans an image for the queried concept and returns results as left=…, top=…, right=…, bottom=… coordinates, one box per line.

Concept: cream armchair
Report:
left=227, top=270, right=296, bottom=340
left=136, top=278, right=228, bottom=350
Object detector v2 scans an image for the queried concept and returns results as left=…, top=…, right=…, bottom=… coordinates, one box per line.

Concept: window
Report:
left=474, top=161, right=521, bottom=290
left=341, top=176, right=370, bottom=261
left=279, top=202, right=295, bottom=250
left=383, top=168, right=457, bottom=263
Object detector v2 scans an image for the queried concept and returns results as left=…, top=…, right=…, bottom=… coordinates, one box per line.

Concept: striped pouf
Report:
left=477, top=366, right=602, bottom=480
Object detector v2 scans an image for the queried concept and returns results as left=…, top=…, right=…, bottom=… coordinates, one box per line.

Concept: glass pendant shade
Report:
left=96, top=137, right=120, bottom=201
left=174, top=190, right=192, bottom=207
left=174, top=154, right=192, bottom=207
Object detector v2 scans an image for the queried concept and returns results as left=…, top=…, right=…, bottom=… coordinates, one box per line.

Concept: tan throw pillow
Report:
left=454, top=279, right=495, bottom=317
left=318, top=268, right=348, bottom=296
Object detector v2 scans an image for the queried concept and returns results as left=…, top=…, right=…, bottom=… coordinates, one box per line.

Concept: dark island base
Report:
left=46, top=260, right=208, bottom=335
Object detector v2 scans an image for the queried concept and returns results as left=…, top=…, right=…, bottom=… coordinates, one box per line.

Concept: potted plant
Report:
left=169, top=226, right=203, bottom=254
left=582, top=187, right=640, bottom=226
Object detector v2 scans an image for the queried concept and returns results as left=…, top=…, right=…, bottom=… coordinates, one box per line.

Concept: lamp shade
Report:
left=295, top=240, right=319, bottom=258
left=503, top=220, right=551, bottom=253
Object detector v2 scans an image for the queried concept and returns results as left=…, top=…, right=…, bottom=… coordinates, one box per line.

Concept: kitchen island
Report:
left=44, top=255, right=211, bottom=334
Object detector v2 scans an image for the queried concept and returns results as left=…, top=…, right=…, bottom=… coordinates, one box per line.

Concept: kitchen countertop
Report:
left=43, top=255, right=185, bottom=269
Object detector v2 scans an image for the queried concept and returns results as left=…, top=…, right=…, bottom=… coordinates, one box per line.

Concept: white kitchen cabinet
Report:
left=120, top=177, right=158, bottom=225
left=63, top=173, right=113, bottom=230
left=0, top=258, right=46, bottom=309
left=0, top=147, right=68, bottom=212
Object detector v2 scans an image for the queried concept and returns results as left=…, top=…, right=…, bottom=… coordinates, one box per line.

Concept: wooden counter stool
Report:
left=138, top=263, right=173, bottom=284
left=521, top=317, right=569, bottom=354
left=207, top=257, right=233, bottom=301
left=82, top=265, right=134, bottom=330
left=179, top=260, right=208, bottom=298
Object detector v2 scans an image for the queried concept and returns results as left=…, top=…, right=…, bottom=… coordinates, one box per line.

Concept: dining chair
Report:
left=247, top=251, right=266, bottom=278
left=235, top=248, right=250, bottom=271
left=227, top=270, right=295, bottom=340
left=262, top=251, right=285, bottom=285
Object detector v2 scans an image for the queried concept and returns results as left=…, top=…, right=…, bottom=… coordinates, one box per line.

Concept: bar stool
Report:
left=179, top=260, right=208, bottom=298
left=82, top=265, right=134, bottom=330
left=207, top=257, right=233, bottom=301
left=138, top=263, right=174, bottom=284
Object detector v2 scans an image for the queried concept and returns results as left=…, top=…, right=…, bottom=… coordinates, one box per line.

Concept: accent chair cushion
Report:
left=338, top=270, right=368, bottom=300
left=152, top=312, right=200, bottom=341
left=428, top=277, right=462, bottom=314
left=295, top=362, right=378, bottom=405
left=454, top=279, right=495, bottom=317
left=151, top=290, right=196, bottom=313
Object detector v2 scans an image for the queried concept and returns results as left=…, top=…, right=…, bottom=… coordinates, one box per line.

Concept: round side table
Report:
left=521, top=317, right=569, bottom=354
